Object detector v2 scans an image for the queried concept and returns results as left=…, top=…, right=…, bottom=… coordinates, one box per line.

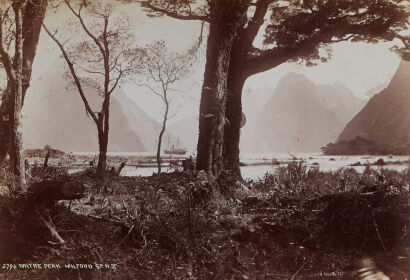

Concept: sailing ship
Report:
left=164, top=138, right=187, bottom=155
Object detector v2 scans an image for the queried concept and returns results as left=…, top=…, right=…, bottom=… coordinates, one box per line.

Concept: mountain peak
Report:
left=337, top=60, right=410, bottom=147
left=241, top=73, right=350, bottom=153
left=22, top=56, right=147, bottom=152
left=280, top=72, right=311, bottom=83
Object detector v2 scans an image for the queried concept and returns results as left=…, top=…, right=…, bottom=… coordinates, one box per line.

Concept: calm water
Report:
left=113, top=152, right=409, bottom=180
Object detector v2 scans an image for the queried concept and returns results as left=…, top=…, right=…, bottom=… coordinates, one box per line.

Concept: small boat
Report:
left=164, top=145, right=187, bottom=155
left=164, top=137, right=187, bottom=155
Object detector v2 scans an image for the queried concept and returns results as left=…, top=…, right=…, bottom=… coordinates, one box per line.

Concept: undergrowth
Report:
left=0, top=161, right=408, bottom=279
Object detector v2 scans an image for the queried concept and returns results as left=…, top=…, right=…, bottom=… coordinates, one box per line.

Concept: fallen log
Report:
left=28, top=179, right=85, bottom=202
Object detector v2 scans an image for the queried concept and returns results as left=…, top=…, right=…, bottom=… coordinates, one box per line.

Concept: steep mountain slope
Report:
left=22, top=59, right=146, bottom=152
left=243, top=73, right=345, bottom=153
left=365, top=83, right=388, bottom=98
left=115, top=90, right=178, bottom=152
left=242, top=87, right=275, bottom=125
left=317, top=83, right=366, bottom=124
left=338, top=60, right=410, bottom=147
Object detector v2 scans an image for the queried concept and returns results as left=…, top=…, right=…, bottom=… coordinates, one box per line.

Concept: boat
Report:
left=164, top=144, right=187, bottom=155
left=164, top=138, right=187, bottom=155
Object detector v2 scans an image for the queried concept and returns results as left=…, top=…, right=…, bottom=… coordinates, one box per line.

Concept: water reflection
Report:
left=119, top=154, right=409, bottom=180
left=66, top=153, right=409, bottom=180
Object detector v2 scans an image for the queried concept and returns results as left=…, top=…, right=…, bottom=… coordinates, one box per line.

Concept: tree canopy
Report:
left=140, top=0, right=409, bottom=64
left=139, top=0, right=410, bottom=177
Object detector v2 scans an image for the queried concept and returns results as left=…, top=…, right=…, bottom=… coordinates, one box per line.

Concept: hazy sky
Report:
left=30, top=2, right=403, bottom=124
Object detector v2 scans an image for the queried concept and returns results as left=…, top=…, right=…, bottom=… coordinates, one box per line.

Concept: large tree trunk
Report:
left=10, top=2, right=26, bottom=189
left=196, top=0, right=247, bottom=177
left=0, top=0, right=47, bottom=163
left=0, top=86, right=13, bottom=161
left=223, top=62, right=247, bottom=176
left=21, top=0, right=47, bottom=103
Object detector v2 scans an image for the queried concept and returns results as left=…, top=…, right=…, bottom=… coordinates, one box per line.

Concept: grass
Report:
left=0, top=161, right=409, bottom=279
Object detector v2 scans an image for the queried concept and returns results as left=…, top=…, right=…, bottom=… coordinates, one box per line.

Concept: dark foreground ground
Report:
left=0, top=161, right=409, bottom=279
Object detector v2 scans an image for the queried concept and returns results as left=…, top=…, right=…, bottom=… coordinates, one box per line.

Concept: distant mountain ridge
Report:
left=22, top=59, right=152, bottom=152
left=242, top=73, right=350, bottom=153
left=241, top=72, right=371, bottom=153
left=365, top=83, right=388, bottom=98
left=169, top=73, right=367, bottom=154
left=316, top=82, right=366, bottom=124
left=337, top=60, right=410, bottom=149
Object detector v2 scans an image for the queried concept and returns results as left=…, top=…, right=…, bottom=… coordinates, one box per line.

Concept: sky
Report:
left=29, top=1, right=404, bottom=124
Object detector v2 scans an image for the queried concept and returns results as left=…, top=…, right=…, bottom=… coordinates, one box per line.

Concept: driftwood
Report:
left=28, top=179, right=85, bottom=202
left=36, top=207, right=65, bottom=244
left=44, top=220, right=65, bottom=244
left=118, top=224, right=135, bottom=246
left=109, top=162, right=126, bottom=176
left=117, top=162, right=126, bottom=175
left=42, top=149, right=50, bottom=172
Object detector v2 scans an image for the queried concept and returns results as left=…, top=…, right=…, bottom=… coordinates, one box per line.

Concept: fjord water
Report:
left=98, top=152, right=409, bottom=180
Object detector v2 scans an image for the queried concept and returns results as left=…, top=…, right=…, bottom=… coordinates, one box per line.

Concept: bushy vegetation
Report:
left=0, top=162, right=409, bottom=279
left=322, top=136, right=410, bottom=155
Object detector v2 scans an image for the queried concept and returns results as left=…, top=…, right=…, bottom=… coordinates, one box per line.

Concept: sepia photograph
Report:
left=0, top=0, right=409, bottom=279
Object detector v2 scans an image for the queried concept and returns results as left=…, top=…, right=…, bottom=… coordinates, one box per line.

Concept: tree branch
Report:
left=43, top=23, right=99, bottom=125
left=241, top=0, right=271, bottom=50
left=74, top=61, right=106, bottom=76
left=135, top=82, right=165, bottom=102
left=64, top=0, right=106, bottom=57
left=139, top=1, right=209, bottom=21
left=330, top=34, right=355, bottom=43
left=245, top=17, right=407, bottom=76
left=77, top=76, right=105, bottom=96
left=108, top=70, right=122, bottom=95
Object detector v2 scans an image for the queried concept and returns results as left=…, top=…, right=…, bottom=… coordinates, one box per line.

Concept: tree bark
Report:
left=223, top=61, right=247, bottom=176
left=97, top=127, right=108, bottom=176
left=0, top=0, right=47, bottom=163
left=21, top=0, right=47, bottom=103
left=9, top=2, right=26, bottom=189
left=96, top=109, right=109, bottom=176
left=0, top=85, right=13, bottom=161
left=220, top=0, right=271, bottom=177
left=196, top=0, right=247, bottom=177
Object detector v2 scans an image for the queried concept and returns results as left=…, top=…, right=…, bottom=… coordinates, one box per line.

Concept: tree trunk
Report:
left=0, top=0, right=47, bottom=163
left=223, top=63, right=247, bottom=176
left=157, top=100, right=169, bottom=175
left=0, top=86, right=13, bottom=161
left=97, top=128, right=108, bottom=176
left=96, top=99, right=110, bottom=176
left=10, top=3, right=26, bottom=189
left=196, top=0, right=247, bottom=177
left=21, top=0, right=47, bottom=103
